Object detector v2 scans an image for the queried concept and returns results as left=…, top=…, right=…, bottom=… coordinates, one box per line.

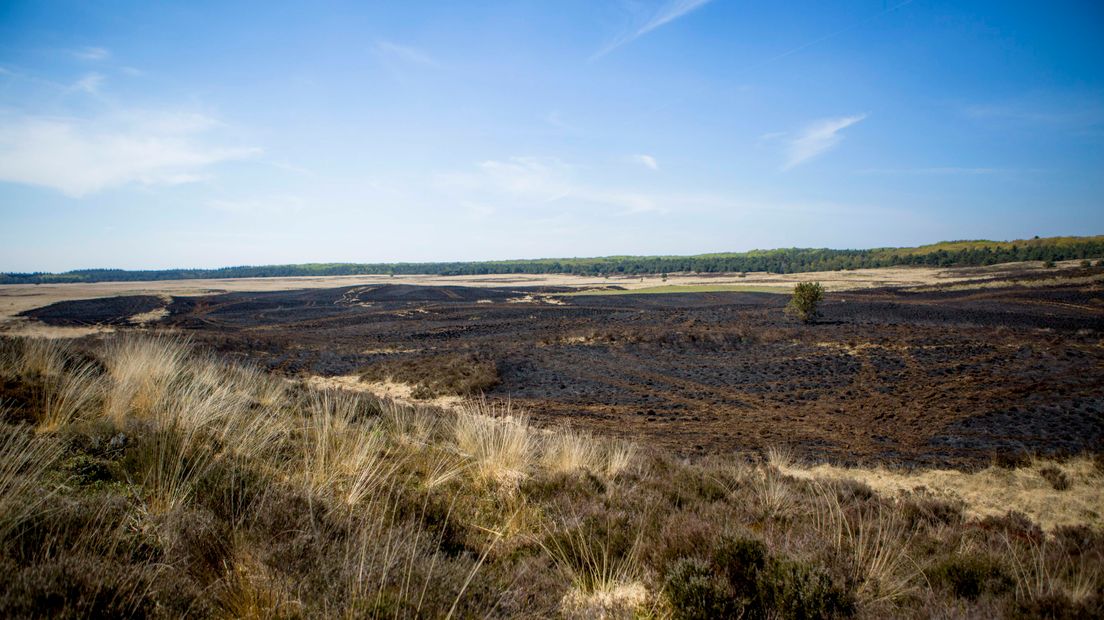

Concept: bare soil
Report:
left=15, top=266, right=1104, bottom=468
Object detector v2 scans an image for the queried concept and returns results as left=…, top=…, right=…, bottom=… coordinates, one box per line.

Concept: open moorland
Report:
left=1, top=261, right=1103, bottom=618
left=14, top=261, right=1104, bottom=468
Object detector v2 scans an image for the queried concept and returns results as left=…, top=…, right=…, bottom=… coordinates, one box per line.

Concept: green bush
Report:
left=785, top=282, right=825, bottom=324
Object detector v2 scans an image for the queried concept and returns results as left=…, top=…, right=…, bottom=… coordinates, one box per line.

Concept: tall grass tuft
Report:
left=102, top=334, right=189, bottom=423
left=814, top=482, right=919, bottom=606
left=0, top=424, right=63, bottom=539
left=34, top=361, right=102, bottom=432
left=300, top=391, right=394, bottom=506
left=603, top=438, right=636, bottom=479
left=454, top=398, right=533, bottom=487
left=543, top=427, right=602, bottom=474
left=16, top=337, right=69, bottom=380
left=1004, top=535, right=1102, bottom=605
left=540, top=510, right=646, bottom=616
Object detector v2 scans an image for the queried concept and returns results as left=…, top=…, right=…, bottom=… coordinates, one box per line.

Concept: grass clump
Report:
left=454, top=398, right=533, bottom=487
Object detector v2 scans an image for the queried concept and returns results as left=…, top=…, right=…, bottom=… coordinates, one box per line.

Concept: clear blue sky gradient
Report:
left=1, top=1, right=1101, bottom=271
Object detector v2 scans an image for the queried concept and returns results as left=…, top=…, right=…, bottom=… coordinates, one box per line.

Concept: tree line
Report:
left=4, top=237, right=1102, bottom=285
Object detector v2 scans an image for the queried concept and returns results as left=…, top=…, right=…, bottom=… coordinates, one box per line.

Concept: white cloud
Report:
left=73, top=46, right=110, bottom=61
left=466, top=156, right=574, bottom=203
left=72, top=72, right=105, bottom=94
left=783, top=114, right=867, bottom=170
left=593, top=0, right=715, bottom=59
left=630, top=154, right=659, bottom=171
left=374, top=40, right=437, bottom=66
left=0, top=111, right=261, bottom=197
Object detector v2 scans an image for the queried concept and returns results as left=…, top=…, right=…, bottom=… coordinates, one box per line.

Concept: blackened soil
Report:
left=24, top=280, right=1104, bottom=467
left=23, top=295, right=164, bottom=326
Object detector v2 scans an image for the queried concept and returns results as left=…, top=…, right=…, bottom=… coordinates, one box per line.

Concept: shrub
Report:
left=900, top=496, right=965, bottom=529
left=664, top=558, right=730, bottom=619
left=1038, top=465, right=1071, bottom=491
left=785, top=282, right=825, bottom=324
left=928, top=554, right=1013, bottom=600
left=664, top=535, right=853, bottom=619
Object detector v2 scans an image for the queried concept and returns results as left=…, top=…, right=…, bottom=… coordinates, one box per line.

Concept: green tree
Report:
left=785, top=282, right=824, bottom=324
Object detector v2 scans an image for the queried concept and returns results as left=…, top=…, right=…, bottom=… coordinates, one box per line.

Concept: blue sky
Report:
left=1, top=0, right=1102, bottom=271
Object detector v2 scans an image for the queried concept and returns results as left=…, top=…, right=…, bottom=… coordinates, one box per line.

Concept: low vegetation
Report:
left=0, top=335, right=1101, bottom=618
left=359, top=352, right=500, bottom=399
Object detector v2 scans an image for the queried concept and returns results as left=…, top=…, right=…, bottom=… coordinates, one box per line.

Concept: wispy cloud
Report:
left=963, top=98, right=1104, bottom=129
left=73, top=46, right=110, bottom=61
left=0, top=111, right=260, bottom=197
left=374, top=40, right=437, bottom=66
left=592, top=0, right=715, bottom=60
left=630, top=154, right=659, bottom=170
left=544, top=110, right=576, bottom=132
left=208, top=194, right=306, bottom=215
left=71, top=72, right=105, bottom=94
left=856, top=166, right=1003, bottom=175
left=437, top=156, right=722, bottom=215
left=783, top=114, right=867, bottom=170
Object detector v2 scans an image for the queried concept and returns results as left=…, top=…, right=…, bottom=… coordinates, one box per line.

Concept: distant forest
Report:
left=4, top=236, right=1102, bottom=285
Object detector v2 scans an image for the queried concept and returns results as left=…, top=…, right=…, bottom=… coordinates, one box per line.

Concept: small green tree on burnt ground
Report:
left=785, top=282, right=824, bottom=324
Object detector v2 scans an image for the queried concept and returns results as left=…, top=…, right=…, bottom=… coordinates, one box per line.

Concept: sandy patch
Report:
left=128, top=307, right=170, bottom=325
left=302, top=375, right=464, bottom=411
left=0, top=317, right=114, bottom=339
left=778, top=457, right=1102, bottom=532
left=560, top=582, right=649, bottom=620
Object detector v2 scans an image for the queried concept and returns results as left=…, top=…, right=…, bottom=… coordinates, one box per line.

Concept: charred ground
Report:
left=24, top=275, right=1104, bottom=467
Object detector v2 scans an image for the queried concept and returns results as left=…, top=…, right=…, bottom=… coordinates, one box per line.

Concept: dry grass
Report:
left=1, top=336, right=1101, bottom=618
left=14, top=337, right=69, bottom=380
left=215, top=541, right=298, bottom=619
left=0, top=424, right=62, bottom=539
left=543, top=427, right=603, bottom=475
left=1004, top=535, right=1102, bottom=605
left=814, top=482, right=921, bottom=606
left=752, top=470, right=797, bottom=522
left=453, top=398, right=534, bottom=487
left=102, top=334, right=189, bottom=423
left=34, top=361, right=102, bottom=432
left=780, top=456, right=1104, bottom=531
left=540, top=511, right=646, bottom=607
left=603, top=439, right=636, bottom=479
left=299, top=391, right=394, bottom=506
